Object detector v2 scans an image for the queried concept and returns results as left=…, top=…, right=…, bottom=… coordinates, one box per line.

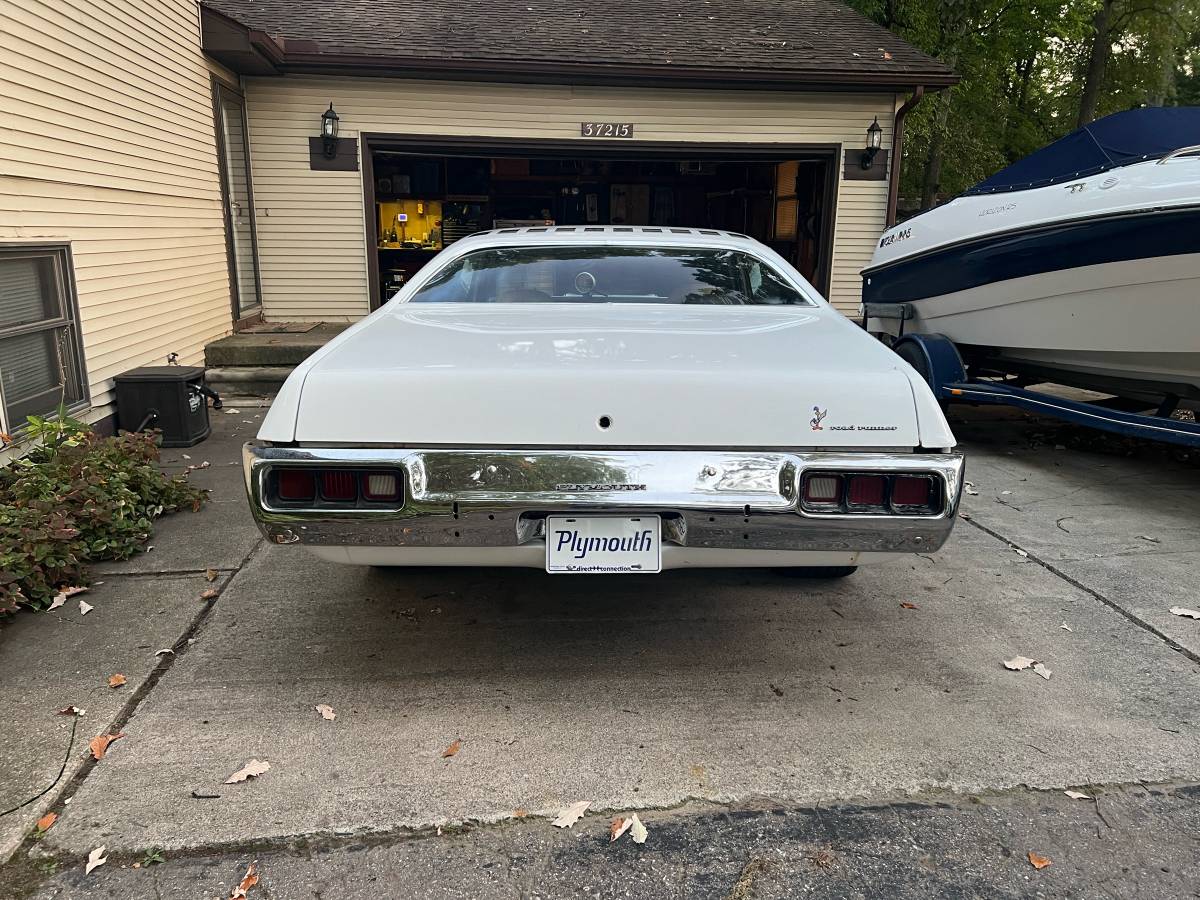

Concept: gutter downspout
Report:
left=886, top=86, right=925, bottom=227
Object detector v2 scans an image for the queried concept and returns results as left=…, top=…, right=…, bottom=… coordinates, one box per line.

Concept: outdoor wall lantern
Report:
left=321, top=102, right=340, bottom=158
left=861, top=117, right=883, bottom=169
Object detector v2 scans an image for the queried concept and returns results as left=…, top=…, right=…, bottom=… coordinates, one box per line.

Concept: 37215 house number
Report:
left=580, top=123, right=634, bottom=138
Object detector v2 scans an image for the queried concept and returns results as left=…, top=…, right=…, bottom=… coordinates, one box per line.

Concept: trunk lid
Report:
left=291, top=303, right=921, bottom=447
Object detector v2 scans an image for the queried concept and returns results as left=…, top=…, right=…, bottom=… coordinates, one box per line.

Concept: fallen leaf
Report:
left=1003, top=656, right=1036, bottom=671
left=225, top=759, right=270, bottom=784
left=629, top=813, right=648, bottom=844
left=1170, top=607, right=1200, bottom=620
left=205, top=568, right=219, bottom=582
left=552, top=800, right=590, bottom=828
left=900, top=602, right=919, bottom=610
left=1136, top=534, right=1160, bottom=543
left=200, top=588, right=218, bottom=601
left=610, top=817, right=631, bottom=842
left=441, top=739, right=462, bottom=758
left=35, top=812, right=57, bottom=832
left=78, top=600, right=94, bottom=616
left=230, top=862, right=258, bottom=898
left=1064, top=790, right=1092, bottom=800
left=1027, top=851, right=1051, bottom=870
left=1013, top=547, right=1029, bottom=558
left=107, top=674, right=127, bottom=688
left=513, top=808, right=528, bottom=818
left=89, top=732, right=124, bottom=760
left=1060, top=623, right=1073, bottom=632
left=882, top=49, right=893, bottom=59
left=85, top=846, right=107, bottom=875
left=48, top=586, right=87, bottom=611
left=315, top=704, right=336, bottom=721
left=155, top=648, right=175, bottom=656
left=56, top=705, right=84, bottom=716
left=964, top=482, right=980, bottom=496
left=1000, top=490, right=1012, bottom=495
left=1032, top=662, right=1052, bottom=680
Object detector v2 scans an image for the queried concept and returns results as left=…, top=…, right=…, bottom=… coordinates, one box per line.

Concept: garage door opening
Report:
left=362, top=137, right=837, bottom=309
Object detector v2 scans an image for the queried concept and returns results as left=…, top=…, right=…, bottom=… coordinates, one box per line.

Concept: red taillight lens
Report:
left=803, top=474, right=842, bottom=504
left=847, top=474, right=887, bottom=507
left=892, top=475, right=933, bottom=508
left=277, top=469, right=315, bottom=502
left=362, top=472, right=399, bottom=502
left=320, top=470, right=357, bottom=501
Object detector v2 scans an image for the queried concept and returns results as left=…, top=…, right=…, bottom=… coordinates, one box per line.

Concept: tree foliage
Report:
left=847, top=0, right=1200, bottom=207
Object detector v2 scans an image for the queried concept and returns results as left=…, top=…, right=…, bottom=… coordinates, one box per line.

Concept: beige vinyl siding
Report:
left=0, top=0, right=231, bottom=421
left=244, top=75, right=895, bottom=318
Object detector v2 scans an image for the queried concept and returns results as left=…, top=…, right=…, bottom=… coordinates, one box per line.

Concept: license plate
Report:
left=545, top=515, right=661, bottom=574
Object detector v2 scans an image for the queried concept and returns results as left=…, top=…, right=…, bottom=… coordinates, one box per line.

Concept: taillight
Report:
left=891, top=475, right=933, bottom=509
left=277, top=469, right=315, bottom=502
left=320, top=470, right=357, bottom=501
left=270, top=467, right=402, bottom=507
left=362, top=472, right=399, bottom=502
left=801, top=471, right=942, bottom=515
left=803, top=474, right=842, bottom=505
left=847, top=474, right=886, bottom=508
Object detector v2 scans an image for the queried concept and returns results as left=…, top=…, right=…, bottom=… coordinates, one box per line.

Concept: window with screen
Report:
left=0, top=245, right=88, bottom=431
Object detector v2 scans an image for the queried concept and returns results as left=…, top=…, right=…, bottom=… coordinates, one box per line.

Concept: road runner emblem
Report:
left=810, top=407, right=828, bottom=431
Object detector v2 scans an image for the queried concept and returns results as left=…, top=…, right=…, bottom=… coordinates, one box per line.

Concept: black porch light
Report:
left=860, top=116, right=883, bottom=169
left=321, top=102, right=340, bottom=158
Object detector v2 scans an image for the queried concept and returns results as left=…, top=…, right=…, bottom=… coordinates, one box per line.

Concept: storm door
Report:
left=213, top=82, right=263, bottom=321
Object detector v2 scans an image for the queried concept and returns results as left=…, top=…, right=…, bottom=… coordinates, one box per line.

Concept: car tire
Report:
left=774, top=566, right=858, bottom=578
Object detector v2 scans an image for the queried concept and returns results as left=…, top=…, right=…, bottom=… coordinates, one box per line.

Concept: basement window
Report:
left=0, top=244, right=88, bottom=432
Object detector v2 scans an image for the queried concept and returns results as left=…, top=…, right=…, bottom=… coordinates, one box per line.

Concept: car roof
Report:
left=453, top=225, right=763, bottom=249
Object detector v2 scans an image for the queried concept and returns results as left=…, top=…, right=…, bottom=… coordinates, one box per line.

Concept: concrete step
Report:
left=204, top=366, right=292, bottom=397
left=204, top=324, right=346, bottom=367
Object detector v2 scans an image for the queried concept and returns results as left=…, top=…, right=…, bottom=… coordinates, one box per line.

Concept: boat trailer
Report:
left=883, top=329, right=1200, bottom=449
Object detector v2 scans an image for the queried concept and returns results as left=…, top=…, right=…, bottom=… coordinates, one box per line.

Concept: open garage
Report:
left=363, top=140, right=838, bottom=307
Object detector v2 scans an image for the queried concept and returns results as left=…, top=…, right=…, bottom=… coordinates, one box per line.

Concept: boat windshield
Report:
left=407, top=246, right=814, bottom=306
left=966, top=106, right=1200, bottom=196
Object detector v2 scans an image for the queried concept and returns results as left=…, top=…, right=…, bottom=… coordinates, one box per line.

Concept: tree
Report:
left=846, top=0, right=1200, bottom=209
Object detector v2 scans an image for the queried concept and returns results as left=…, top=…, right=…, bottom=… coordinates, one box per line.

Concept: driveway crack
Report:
left=963, top=517, right=1200, bottom=667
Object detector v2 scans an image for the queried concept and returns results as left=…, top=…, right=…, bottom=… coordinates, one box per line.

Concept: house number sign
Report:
left=580, top=122, right=634, bottom=138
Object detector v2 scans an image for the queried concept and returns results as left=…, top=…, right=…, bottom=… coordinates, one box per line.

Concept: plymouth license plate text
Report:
left=545, top=515, right=661, bottom=574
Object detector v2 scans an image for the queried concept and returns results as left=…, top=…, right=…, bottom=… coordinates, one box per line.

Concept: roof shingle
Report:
left=201, top=0, right=955, bottom=87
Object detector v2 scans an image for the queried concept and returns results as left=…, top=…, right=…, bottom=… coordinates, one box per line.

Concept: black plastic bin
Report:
left=113, top=366, right=220, bottom=447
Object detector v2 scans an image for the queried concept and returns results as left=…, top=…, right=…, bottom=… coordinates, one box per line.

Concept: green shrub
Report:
left=0, top=412, right=206, bottom=614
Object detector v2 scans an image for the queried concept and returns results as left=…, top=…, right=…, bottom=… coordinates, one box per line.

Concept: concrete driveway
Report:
left=2, top=404, right=1198, bottom=898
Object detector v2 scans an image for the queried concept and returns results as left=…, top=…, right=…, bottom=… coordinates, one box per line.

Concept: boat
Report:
left=862, top=106, right=1200, bottom=410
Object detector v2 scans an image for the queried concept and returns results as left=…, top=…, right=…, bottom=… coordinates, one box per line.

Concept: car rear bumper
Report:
left=243, top=444, right=964, bottom=561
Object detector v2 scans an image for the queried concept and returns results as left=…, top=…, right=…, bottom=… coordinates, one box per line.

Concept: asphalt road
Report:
left=2, top=403, right=1198, bottom=898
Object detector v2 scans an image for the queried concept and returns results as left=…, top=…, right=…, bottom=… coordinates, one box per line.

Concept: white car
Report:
left=244, top=226, right=963, bottom=576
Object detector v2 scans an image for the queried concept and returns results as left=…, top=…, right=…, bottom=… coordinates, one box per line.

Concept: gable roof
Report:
left=200, top=0, right=956, bottom=89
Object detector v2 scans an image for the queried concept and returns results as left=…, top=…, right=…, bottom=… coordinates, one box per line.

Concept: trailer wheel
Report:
left=895, top=340, right=933, bottom=386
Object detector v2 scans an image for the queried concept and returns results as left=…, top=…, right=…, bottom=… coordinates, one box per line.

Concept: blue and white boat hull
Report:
left=864, top=150, right=1200, bottom=404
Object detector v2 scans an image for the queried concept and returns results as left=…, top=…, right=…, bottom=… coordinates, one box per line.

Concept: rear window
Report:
left=407, top=246, right=812, bottom=306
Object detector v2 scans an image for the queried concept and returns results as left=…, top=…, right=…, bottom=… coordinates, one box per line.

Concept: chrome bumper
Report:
left=243, top=444, right=964, bottom=555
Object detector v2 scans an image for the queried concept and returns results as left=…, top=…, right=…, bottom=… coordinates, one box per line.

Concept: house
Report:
left=0, top=0, right=954, bottom=439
